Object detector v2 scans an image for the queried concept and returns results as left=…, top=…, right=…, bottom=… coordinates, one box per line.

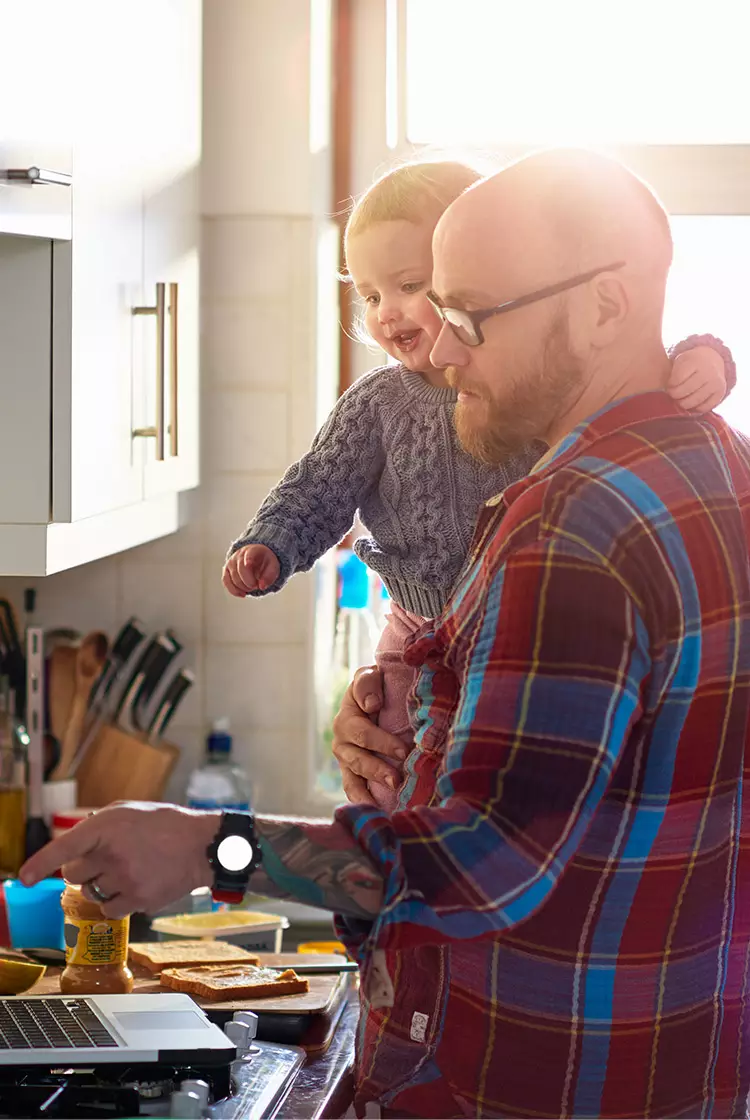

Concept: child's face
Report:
left=346, top=219, right=444, bottom=375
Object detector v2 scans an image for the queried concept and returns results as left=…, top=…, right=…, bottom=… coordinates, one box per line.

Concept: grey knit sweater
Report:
left=232, top=337, right=735, bottom=618
left=231, top=365, right=542, bottom=618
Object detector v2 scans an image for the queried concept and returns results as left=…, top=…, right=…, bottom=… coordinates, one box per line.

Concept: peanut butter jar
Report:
left=59, top=885, right=134, bottom=995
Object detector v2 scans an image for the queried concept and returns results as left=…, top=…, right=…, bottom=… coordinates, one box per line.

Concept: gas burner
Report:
left=0, top=1040, right=305, bottom=1119
left=0, top=1061, right=229, bottom=1119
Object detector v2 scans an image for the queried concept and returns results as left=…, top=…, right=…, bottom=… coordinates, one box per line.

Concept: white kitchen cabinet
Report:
left=140, top=0, right=202, bottom=501
left=0, top=1, right=72, bottom=240
left=0, top=0, right=201, bottom=575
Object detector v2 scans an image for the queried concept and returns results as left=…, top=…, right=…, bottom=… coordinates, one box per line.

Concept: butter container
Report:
left=150, top=908, right=289, bottom=953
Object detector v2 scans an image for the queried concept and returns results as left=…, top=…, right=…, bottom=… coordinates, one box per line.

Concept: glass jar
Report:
left=59, top=884, right=134, bottom=994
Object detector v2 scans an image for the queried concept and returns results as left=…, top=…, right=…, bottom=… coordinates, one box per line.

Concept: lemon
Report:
left=0, top=954, right=47, bottom=995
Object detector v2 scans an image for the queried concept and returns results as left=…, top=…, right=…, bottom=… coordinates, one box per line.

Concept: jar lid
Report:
left=52, top=808, right=94, bottom=830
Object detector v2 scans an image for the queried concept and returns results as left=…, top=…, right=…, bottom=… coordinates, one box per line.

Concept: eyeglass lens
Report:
left=443, top=308, right=479, bottom=346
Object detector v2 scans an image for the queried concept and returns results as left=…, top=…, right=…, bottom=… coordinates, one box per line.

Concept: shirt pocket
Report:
left=359, top=944, right=450, bottom=1097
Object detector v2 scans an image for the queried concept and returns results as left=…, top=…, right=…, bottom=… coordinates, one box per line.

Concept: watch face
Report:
left=217, top=833, right=254, bottom=873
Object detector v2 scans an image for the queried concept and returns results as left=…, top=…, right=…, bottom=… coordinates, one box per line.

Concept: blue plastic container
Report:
left=3, top=878, right=66, bottom=950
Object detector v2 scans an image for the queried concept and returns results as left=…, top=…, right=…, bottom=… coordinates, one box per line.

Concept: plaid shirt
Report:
left=334, top=393, right=750, bottom=1118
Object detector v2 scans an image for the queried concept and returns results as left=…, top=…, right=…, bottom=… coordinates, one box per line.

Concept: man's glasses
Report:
left=427, top=261, right=626, bottom=347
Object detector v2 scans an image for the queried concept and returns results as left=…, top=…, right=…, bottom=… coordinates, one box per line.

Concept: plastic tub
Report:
left=3, top=878, right=66, bottom=951
left=150, top=909, right=289, bottom=953
left=297, top=940, right=347, bottom=955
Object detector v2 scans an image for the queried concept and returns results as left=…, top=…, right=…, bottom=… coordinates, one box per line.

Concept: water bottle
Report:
left=186, top=719, right=251, bottom=810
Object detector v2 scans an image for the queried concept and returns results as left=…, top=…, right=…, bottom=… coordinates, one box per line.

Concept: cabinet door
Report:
left=0, top=237, right=52, bottom=523
left=0, top=0, right=72, bottom=239
left=52, top=2, right=147, bottom=522
left=141, top=0, right=202, bottom=499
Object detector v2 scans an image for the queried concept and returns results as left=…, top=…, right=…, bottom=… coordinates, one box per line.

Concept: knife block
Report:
left=74, top=724, right=180, bottom=807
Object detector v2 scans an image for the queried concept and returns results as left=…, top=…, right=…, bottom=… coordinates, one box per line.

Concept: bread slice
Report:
left=160, top=963, right=310, bottom=1001
left=129, top=939, right=259, bottom=974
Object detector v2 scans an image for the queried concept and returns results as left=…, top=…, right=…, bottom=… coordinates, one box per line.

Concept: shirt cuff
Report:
left=668, top=333, right=737, bottom=399
left=227, top=522, right=299, bottom=593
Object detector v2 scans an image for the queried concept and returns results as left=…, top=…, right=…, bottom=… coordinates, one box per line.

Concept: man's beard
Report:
left=451, top=312, right=585, bottom=463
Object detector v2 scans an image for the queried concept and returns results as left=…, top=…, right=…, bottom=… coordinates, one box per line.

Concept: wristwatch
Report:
left=207, top=811, right=262, bottom=904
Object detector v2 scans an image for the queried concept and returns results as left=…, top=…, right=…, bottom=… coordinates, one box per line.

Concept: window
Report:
left=317, top=2, right=750, bottom=800
left=348, top=0, right=750, bottom=423
left=666, top=218, right=750, bottom=430
left=405, top=0, right=750, bottom=146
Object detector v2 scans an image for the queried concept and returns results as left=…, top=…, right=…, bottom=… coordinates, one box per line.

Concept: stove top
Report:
left=0, top=1038, right=305, bottom=1119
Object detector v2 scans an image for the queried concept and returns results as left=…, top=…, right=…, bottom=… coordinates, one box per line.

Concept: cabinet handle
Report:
left=169, top=282, right=178, bottom=457
left=1, top=167, right=72, bottom=187
left=132, top=282, right=166, bottom=461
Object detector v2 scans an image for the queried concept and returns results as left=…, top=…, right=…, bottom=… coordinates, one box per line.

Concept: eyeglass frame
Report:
left=427, top=261, right=626, bottom=347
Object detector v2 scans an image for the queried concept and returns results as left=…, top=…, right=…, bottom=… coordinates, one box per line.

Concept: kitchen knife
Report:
left=129, top=631, right=183, bottom=732
left=147, top=669, right=194, bottom=741
left=0, top=599, right=25, bottom=710
left=114, top=633, right=181, bottom=734
left=272, top=958, right=358, bottom=975
left=86, top=616, right=148, bottom=719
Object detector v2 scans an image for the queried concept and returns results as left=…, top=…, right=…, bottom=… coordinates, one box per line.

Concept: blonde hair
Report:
left=344, top=159, right=483, bottom=249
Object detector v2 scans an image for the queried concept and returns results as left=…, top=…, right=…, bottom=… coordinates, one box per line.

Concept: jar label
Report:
left=64, top=915, right=130, bottom=965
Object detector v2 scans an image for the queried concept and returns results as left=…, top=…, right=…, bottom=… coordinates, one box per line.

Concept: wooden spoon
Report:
left=48, top=644, right=79, bottom=744
left=49, top=631, right=109, bottom=781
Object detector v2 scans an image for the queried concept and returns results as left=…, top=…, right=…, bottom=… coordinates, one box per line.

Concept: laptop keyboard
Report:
left=0, top=999, right=118, bottom=1049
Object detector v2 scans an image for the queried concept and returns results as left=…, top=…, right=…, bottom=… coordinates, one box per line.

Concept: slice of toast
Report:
left=160, top=963, right=310, bottom=1001
left=129, top=939, right=259, bottom=974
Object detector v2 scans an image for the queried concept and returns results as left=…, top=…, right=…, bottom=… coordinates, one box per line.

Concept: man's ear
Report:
left=588, top=274, right=629, bottom=346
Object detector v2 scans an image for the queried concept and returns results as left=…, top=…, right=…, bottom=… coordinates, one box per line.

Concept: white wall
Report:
left=0, top=0, right=339, bottom=815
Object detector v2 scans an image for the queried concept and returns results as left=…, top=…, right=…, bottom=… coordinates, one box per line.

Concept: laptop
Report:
left=0, top=992, right=236, bottom=1066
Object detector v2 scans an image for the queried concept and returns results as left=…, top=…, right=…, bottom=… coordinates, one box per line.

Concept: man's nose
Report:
left=430, top=322, right=467, bottom=369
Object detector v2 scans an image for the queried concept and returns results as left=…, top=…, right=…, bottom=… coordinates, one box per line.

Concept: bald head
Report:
left=435, top=147, right=673, bottom=334
left=430, top=149, right=676, bottom=453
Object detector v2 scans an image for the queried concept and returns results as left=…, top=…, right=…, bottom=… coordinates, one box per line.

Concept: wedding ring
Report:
left=85, top=878, right=115, bottom=904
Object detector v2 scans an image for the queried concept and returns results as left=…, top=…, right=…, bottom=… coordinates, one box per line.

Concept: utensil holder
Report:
left=74, top=724, right=179, bottom=806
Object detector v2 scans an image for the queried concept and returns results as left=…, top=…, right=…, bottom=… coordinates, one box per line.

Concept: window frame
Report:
left=346, top=1, right=750, bottom=386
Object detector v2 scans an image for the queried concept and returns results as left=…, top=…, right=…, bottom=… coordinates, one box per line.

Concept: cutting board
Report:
left=31, top=955, right=347, bottom=1016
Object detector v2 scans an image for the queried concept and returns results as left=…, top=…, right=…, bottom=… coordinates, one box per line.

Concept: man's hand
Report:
left=222, top=544, right=281, bottom=597
left=332, top=666, right=408, bottom=806
left=19, top=803, right=220, bottom=919
left=669, top=346, right=726, bottom=413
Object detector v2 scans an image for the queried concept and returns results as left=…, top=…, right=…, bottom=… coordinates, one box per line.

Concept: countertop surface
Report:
left=274, top=983, right=358, bottom=1119
left=126, top=913, right=359, bottom=1118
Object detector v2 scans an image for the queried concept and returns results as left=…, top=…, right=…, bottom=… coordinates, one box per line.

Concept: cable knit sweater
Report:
left=231, top=366, right=541, bottom=617
left=231, top=336, right=736, bottom=619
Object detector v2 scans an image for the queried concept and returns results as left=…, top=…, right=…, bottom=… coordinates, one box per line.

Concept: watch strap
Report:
left=207, top=810, right=261, bottom=902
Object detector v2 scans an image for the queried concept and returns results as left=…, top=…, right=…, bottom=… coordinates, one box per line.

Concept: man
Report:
left=23, top=149, right=750, bottom=1119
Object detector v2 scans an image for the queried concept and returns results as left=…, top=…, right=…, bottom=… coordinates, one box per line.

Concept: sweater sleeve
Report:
left=229, top=372, right=386, bottom=594
left=668, top=333, right=737, bottom=400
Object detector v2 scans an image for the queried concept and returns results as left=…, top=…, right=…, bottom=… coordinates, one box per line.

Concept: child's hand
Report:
left=222, top=544, right=281, bottom=597
left=668, top=346, right=726, bottom=414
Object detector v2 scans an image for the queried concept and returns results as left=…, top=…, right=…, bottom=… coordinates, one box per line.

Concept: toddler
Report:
left=223, top=160, right=735, bottom=810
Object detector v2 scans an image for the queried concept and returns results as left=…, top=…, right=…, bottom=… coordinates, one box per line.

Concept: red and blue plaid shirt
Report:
left=334, top=392, right=750, bottom=1118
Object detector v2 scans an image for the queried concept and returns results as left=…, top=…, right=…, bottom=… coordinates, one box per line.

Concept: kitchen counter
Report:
left=3, top=969, right=359, bottom=1120
left=270, top=982, right=358, bottom=1119
left=124, top=915, right=359, bottom=1118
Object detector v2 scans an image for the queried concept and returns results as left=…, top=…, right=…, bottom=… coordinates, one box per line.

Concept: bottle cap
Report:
left=338, top=551, right=369, bottom=609
left=170, top=1089, right=203, bottom=1118
left=179, top=1080, right=209, bottom=1110
left=224, top=1020, right=250, bottom=1050
left=232, top=1010, right=258, bottom=1040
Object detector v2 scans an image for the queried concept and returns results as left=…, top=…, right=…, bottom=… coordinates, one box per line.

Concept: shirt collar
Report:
left=487, top=391, right=686, bottom=510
